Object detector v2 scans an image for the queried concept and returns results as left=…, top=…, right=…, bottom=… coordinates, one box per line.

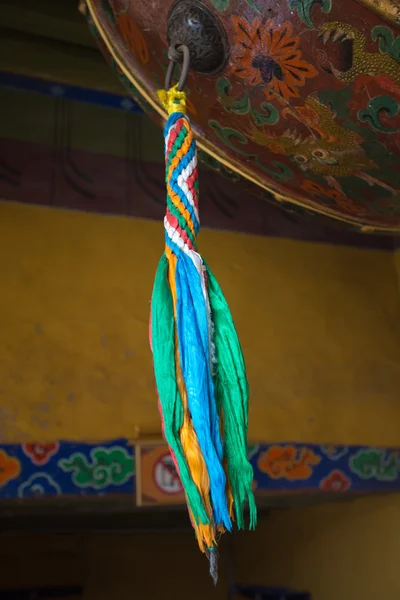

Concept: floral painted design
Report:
left=301, top=180, right=369, bottom=217
left=231, top=17, right=317, bottom=104
left=258, top=445, right=321, bottom=480
left=0, top=439, right=400, bottom=500
left=0, top=450, right=21, bottom=487
left=301, top=179, right=345, bottom=206
left=22, top=442, right=60, bottom=466
left=320, top=469, right=351, bottom=492
left=18, top=473, right=61, bottom=498
left=118, top=12, right=148, bottom=65
left=217, top=76, right=279, bottom=125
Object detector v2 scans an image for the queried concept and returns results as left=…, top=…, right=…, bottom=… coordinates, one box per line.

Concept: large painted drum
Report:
left=84, top=0, right=400, bottom=232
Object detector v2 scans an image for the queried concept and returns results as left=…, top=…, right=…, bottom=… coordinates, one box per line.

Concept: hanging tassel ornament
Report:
left=150, top=46, right=256, bottom=583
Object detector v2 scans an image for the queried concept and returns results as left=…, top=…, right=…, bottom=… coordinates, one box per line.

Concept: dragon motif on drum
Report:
left=85, top=0, right=400, bottom=230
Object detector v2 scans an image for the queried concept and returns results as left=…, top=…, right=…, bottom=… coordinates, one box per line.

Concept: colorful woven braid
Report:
left=150, top=85, right=256, bottom=581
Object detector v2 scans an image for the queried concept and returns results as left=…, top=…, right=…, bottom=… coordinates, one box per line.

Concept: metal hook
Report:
left=165, top=44, right=190, bottom=92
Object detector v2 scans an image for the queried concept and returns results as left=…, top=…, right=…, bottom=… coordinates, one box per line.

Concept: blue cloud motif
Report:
left=18, top=473, right=61, bottom=498
left=320, top=445, right=349, bottom=461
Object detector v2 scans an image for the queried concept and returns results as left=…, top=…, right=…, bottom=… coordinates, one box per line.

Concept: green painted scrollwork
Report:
left=209, top=118, right=293, bottom=182
left=217, top=77, right=279, bottom=125
left=288, top=0, right=332, bottom=29
left=318, top=86, right=352, bottom=119
left=253, top=102, right=280, bottom=126
left=210, top=0, right=261, bottom=12
left=255, top=158, right=294, bottom=182
left=372, top=26, right=400, bottom=62
left=209, top=120, right=253, bottom=155
left=358, top=95, right=400, bottom=133
left=217, top=77, right=249, bottom=114
left=209, top=0, right=229, bottom=10
left=244, top=0, right=262, bottom=13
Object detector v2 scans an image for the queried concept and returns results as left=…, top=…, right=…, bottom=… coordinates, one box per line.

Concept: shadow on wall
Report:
left=0, top=495, right=399, bottom=600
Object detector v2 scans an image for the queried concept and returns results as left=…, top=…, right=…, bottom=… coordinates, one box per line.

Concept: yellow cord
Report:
left=157, top=85, right=187, bottom=116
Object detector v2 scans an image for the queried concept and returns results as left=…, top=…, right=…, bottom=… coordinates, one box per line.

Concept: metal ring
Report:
left=165, top=44, right=190, bottom=92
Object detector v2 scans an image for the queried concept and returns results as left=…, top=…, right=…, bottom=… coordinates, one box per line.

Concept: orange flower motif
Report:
left=301, top=179, right=345, bottom=204
left=118, top=13, right=149, bottom=65
left=258, top=445, right=321, bottom=481
left=231, top=17, right=317, bottom=104
left=0, top=450, right=21, bottom=487
left=302, top=180, right=369, bottom=217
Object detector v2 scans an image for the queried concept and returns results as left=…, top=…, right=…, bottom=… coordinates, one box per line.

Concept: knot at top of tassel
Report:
left=158, top=85, right=187, bottom=116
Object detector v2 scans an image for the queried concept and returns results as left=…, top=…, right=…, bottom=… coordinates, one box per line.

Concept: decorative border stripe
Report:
left=1, top=440, right=400, bottom=501
left=0, top=71, right=142, bottom=113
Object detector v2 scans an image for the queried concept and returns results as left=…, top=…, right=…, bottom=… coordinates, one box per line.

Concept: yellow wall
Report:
left=395, top=250, right=400, bottom=295
left=1, top=200, right=400, bottom=445
left=238, top=494, right=400, bottom=600
left=2, top=494, right=400, bottom=600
